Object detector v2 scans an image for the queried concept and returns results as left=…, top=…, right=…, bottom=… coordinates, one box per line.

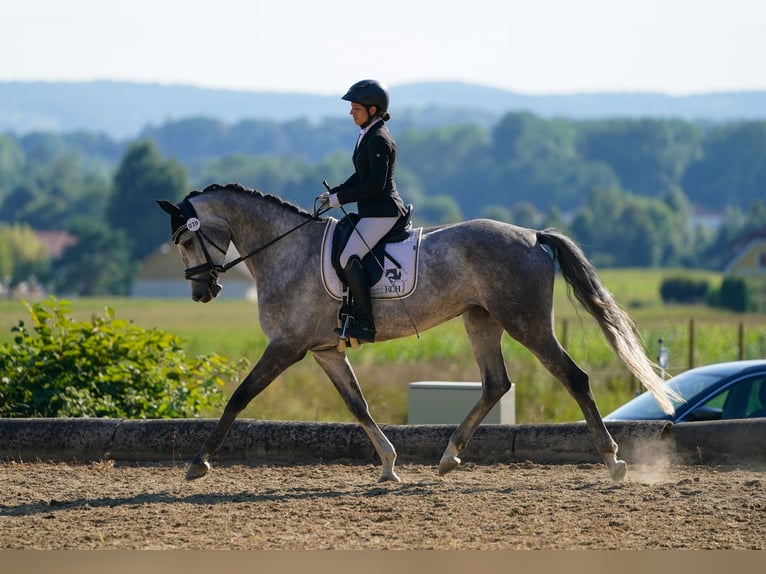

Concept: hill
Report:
left=2, top=80, right=765, bottom=139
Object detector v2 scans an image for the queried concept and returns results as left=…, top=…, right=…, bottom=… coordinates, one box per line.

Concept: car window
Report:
left=682, top=388, right=728, bottom=422
left=697, top=389, right=727, bottom=412
left=745, top=376, right=766, bottom=418
left=721, top=375, right=766, bottom=419
left=682, top=374, right=766, bottom=421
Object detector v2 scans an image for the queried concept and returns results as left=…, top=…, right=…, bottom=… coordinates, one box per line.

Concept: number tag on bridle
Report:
left=186, top=218, right=201, bottom=232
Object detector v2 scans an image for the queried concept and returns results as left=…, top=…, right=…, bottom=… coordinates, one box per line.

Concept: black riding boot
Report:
left=340, top=256, right=376, bottom=343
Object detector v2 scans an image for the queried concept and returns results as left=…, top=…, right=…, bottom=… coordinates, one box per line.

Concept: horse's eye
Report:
left=181, top=237, right=194, bottom=250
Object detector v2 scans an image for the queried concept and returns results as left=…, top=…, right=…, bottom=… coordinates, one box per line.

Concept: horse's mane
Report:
left=188, top=182, right=318, bottom=219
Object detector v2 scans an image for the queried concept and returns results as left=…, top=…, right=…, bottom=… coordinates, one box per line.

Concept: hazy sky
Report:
left=4, top=0, right=764, bottom=96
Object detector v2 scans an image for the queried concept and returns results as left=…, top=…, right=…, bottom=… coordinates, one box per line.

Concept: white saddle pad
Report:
left=320, top=219, right=423, bottom=301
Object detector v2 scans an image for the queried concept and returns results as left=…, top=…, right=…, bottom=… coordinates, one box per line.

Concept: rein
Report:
left=173, top=196, right=325, bottom=291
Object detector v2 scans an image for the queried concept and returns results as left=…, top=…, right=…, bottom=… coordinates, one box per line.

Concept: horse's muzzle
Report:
left=191, top=274, right=222, bottom=302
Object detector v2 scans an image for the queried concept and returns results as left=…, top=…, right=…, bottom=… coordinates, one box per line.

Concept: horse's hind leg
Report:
left=312, top=348, right=401, bottom=483
left=527, top=333, right=626, bottom=481
left=439, top=307, right=511, bottom=476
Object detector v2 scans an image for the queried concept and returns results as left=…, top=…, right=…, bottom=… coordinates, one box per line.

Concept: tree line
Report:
left=1, top=112, right=766, bottom=295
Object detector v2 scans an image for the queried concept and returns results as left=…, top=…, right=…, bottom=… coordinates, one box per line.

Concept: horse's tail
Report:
left=537, top=228, right=680, bottom=415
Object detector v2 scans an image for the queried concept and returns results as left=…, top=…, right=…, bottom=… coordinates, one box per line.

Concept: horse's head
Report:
left=156, top=197, right=230, bottom=303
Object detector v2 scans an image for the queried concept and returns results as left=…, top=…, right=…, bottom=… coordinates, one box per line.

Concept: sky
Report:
left=3, top=0, right=765, bottom=96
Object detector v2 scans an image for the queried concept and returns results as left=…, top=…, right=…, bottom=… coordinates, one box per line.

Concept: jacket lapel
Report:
left=352, top=120, right=383, bottom=163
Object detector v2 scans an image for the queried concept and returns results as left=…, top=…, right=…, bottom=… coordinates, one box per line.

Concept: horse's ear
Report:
left=156, top=199, right=182, bottom=218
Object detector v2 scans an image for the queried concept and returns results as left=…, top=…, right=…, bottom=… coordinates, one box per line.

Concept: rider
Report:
left=320, top=79, right=406, bottom=343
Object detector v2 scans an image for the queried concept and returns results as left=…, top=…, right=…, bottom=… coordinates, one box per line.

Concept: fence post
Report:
left=688, top=317, right=695, bottom=370
left=657, top=338, right=669, bottom=380
left=738, top=322, right=745, bottom=360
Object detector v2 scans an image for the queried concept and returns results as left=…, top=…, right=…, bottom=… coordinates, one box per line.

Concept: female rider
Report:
left=319, top=79, right=406, bottom=343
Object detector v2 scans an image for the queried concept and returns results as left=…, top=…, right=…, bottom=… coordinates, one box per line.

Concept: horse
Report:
left=157, top=182, right=679, bottom=483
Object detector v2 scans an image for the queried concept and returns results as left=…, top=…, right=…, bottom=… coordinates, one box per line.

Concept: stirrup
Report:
left=334, top=312, right=360, bottom=351
left=336, top=336, right=361, bottom=352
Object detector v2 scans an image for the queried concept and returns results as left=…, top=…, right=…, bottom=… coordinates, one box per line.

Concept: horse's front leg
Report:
left=186, top=341, right=306, bottom=480
left=311, top=348, right=400, bottom=483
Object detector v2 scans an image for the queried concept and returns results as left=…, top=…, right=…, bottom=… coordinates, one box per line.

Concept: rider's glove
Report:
left=319, top=192, right=340, bottom=208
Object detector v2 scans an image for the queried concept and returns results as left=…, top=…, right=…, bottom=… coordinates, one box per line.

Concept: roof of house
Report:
left=723, top=226, right=766, bottom=274
left=33, top=230, right=78, bottom=258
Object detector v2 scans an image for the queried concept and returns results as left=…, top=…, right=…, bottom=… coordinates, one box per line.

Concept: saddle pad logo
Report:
left=320, top=220, right=423, bottom=301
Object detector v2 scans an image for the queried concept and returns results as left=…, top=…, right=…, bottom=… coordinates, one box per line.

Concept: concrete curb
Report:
left=0, top=418, right=764, bottom=466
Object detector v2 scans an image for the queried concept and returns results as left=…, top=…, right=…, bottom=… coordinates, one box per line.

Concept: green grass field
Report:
left=2, top=268, right=765, bottom=424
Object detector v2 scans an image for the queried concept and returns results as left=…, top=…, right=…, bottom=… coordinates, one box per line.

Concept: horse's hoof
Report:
left=438, top=455, right=461, bottom=476
left=378, top=470, right=402, bottom=483
left=185, top=460, right=211, bottom=480
left=608, top=459, right=627, bottom=482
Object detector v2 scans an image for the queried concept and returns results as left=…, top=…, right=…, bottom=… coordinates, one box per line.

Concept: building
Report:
left=723, top=227, right=766, bottom=277
left=132, top=243, right=257, bottom=300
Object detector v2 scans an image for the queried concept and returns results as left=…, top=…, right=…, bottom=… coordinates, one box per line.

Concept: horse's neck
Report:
left=212, top=192, right=319, bottom=268
left=211, top=194, right=292, bottom=242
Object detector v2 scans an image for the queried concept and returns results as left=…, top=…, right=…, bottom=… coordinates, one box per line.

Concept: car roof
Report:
left=603, top=360, right=766, bottom=422
left=678, top=360, right=766, bottom=378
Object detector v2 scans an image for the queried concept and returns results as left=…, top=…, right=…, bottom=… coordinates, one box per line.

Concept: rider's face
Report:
left=350, top=102, right=375, bottom=126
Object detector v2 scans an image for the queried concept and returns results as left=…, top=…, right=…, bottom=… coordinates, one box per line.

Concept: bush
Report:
left=659, top=275, right=709, bottom=304
left=0, top=297, right=247, bottom=418
left=718, top=276, right=752, bottom=312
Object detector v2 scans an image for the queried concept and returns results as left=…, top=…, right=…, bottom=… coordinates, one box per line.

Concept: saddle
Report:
left=330, top=205, right=413, bottom=285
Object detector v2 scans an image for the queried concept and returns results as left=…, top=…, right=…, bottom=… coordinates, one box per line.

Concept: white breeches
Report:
left=340, top=216, right=400, bottom=268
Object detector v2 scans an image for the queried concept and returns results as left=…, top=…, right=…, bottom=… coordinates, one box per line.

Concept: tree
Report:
left=0, top=135, right=25, bottom=197
left=398, top=124, right=491, bottom=217
left=108, top=140, right=188, bottom=261
left=487, top=112, right=619, bottom=212
left=0, top=224, right=50, bottom=287
left=569, top=187, right=693, bottom=267
left=480, top=205, right=512, bottom=222
left=657, top=186, right=701, bottom=266
left=579, top=119, right=703, bottom=197
left=0, top=134, right=112, bottom=229
left=682, top=121, right=766, bottom=210
left=416, top=195, right=463, bottom=226
left=51, top=219, right=135, bottom=296
left=542, top=205, right=568, bottom=232
left=145, top=116, right=230, bottom=163
left=509, top=202, right=541, bottom=229
left=197, top=153, right=316, bottom=207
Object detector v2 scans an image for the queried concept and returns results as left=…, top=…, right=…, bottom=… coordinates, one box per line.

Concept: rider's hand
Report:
left=319, top=192, right=340, bottom=208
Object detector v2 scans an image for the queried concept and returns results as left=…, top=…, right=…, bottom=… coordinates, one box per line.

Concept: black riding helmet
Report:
left=342, top=79, right=389, bottom=115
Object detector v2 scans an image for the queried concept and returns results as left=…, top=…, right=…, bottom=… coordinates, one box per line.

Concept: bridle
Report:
left=170, top=196, right=324, bottom=296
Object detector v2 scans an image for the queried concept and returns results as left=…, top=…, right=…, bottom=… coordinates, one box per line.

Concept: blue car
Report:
left=604, top=360, right=766, bottom=423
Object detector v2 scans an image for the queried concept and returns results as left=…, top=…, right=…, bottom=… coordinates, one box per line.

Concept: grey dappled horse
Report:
left=157, top=183, right=678, bottom=483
